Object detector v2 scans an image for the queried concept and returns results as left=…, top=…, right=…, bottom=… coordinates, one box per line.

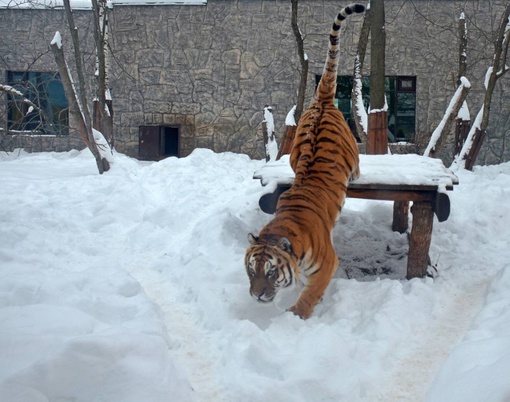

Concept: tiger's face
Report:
left=245, top=234, right=297, bottom=303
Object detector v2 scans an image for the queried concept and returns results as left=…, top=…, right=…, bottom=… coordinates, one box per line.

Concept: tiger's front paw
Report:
left=288, top=304, right=312, bottom=320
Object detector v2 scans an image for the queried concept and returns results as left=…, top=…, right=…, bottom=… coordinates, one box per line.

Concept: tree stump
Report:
left=367, top=111, right=388, bottom=154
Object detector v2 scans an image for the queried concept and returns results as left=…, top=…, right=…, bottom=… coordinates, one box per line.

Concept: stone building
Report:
left=1, top=0, right=509, bottom=166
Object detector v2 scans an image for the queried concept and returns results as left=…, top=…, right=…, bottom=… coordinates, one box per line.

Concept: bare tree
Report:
left=278, top=0, right=308, bottom=159
left=424, top=12, right=472, bottom=157
left=290, top=0, right=308, bottom=122
left=92, top=0, right=114, bottom=148
left=351, top=6, right=371, bottom=145
left=50, top=0, right=113, bottom=174
left=452, top=3, right=510, bottom=170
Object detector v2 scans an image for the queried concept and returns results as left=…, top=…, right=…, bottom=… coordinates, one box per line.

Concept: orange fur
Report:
left=246, top=4, right=364, bottom=319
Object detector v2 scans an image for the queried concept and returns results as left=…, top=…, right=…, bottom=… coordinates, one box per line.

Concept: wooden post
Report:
left=407, top=201, right=434, bottom=279
left=392, top=201, right=409, bottom=233
left=367, top=111, right=388, bottom=154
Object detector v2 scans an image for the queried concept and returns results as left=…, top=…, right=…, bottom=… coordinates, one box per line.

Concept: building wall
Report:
left=1, top=0, right=509, bottom=165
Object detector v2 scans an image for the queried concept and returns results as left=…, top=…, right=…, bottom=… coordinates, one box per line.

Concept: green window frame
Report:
left=317, top=75, right=417, bottom=143
left=6, top=71, right=69, bottom=135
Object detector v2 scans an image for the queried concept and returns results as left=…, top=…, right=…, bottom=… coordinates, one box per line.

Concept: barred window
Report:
left=317, top=75, right=417, bottom=143
left=6, top=71, right=69, bottom=135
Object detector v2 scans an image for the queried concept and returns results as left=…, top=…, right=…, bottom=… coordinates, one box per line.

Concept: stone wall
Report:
left=1, top=0, right=509, bottom=166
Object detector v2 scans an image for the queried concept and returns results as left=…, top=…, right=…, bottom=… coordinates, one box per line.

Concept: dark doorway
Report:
left=139, top=126, right=180, bottom=161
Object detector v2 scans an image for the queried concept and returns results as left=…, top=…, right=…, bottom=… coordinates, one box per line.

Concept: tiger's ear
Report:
left=277, top=237, right=293, bottom=254
left=248, top=233, right=259, bottom=245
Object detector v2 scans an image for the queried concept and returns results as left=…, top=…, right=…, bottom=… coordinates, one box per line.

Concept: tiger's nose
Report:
left=251, top=290, right=264, bottom=300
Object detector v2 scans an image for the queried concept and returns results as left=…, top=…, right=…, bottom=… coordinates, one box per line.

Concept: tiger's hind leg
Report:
left=288, top=247, right=338, bottom=319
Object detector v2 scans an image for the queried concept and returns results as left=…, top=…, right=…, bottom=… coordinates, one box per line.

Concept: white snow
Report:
left=458, top=100, right=470, bottom=121
left=285, top=105, right=297, bottom=127
left=92, top=128, right=114, bottom=164
left=255, top=153, right=457, bottom=190
left=484, top=66, right=493, bottom=89
left=354, top=77, right=368, bottom=133
left=50, top=31, right=62, bottom=49
left=1, top=148, right=510, bottom=401
left=263, top=106, right=278, bottom=162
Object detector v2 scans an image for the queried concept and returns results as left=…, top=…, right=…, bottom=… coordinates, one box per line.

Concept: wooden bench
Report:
left=253, top=154, right=459, bottom=279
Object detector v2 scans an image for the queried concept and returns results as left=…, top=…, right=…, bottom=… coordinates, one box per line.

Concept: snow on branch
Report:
left=285, top=105, right=297, bottom=127
left=263, top=106, right=278, bottom=162
left=424, top=76, right=471, bottom=157
left=93, top=128, right=115, bottom=164
left=354, top=77, right=368, bottom=134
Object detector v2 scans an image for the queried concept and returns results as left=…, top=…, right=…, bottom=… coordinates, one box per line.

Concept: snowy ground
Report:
left=1, top=148, right=509, bottom=402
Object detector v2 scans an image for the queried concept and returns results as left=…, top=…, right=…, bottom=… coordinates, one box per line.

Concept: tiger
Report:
left=245, top=4, right=363, bottom=320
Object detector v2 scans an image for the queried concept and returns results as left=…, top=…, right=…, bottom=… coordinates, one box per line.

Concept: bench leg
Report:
left=407, top=201, right=434, bottom=279
left=392, top=201, right=409, bottom=233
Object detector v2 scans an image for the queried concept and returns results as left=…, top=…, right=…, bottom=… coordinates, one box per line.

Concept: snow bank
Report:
left=1, top=148, right=510, bottom=401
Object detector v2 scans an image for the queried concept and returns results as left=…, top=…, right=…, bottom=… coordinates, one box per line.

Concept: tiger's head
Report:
left=244, top=233, right=297, bottom=303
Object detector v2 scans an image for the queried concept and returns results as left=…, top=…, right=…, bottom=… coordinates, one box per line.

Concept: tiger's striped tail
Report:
left=316, top=3, right=365, bottom=102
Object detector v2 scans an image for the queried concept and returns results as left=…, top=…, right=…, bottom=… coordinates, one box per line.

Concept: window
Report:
left=6, top=71, right=69, bottom=135
left=318, top=75, right=416, bottom=143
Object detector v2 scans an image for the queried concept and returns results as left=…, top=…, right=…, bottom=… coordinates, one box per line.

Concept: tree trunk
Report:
left=277, top=125, right=296, bottom=160
left=458, top=12, right=468, bottom=85
left=291, top=0, right=308, bottom=123
left=92, top=0, right=114, bottom=148
left=464, top=128, right=486, bottom=171
left=367, top=0, right=387, bottom=155
left=351, top=6, right=371, bottom=144
left=454, top=118, right=471, bottom=156
left=367, top=111, right=388, bottom=154
left=58, top=0, right=111, bottom=173
left=50, top=37, right=106, bottom=174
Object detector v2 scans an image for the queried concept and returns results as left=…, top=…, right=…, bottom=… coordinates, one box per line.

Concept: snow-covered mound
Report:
left=1, top=148, right=509, bottom=401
